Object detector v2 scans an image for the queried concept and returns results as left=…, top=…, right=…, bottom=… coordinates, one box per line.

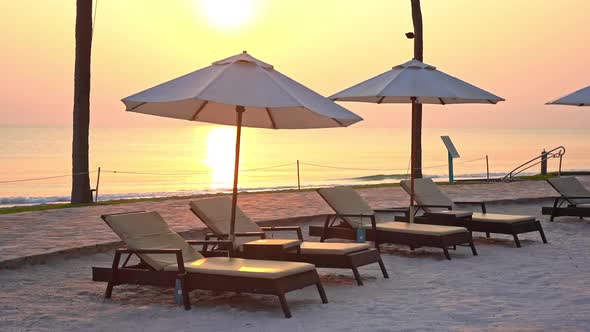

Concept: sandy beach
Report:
left=1, top=191, right=589, bottom=331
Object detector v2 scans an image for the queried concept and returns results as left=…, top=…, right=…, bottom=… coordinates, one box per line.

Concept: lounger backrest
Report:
left=189, top=196, right=262, bottom=249
left=400, top=178, right=454, bottom=213
left=547, top=177, right=590, bottom=205
left=103, top=211, right=203, bottom=271
left=317, top=187, right=375, bottom=228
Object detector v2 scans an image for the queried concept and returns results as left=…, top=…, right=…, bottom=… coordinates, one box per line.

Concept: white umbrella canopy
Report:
left=330, top=59, right=504, bottom=222
left=123, top=51, right=362, bottom=128
left=547, top=85, right=590, bottom=106
left=122, top=51, right=363, bottom=239
left=331, top=59, right=504, bottom=105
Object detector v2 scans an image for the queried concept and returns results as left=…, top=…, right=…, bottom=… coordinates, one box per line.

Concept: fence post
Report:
left=296, top=160, right=301, bottom=191
left=94, top=166, right=101, bottom=203
left=540, top=149, right=548, bottom=175
left=486, top=155, right=490, bottom=181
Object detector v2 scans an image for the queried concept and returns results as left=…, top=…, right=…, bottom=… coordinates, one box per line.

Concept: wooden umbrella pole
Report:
left=230, top=106, right=245, bottom=241
left=409, top=97, right=417, bottom=223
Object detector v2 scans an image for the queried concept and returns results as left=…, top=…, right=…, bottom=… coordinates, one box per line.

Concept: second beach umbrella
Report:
left=123, top=51, right=363, bottom=240
left=331, top=59, right=504, bottom=222
left=547, top=85, right=590, bottom=106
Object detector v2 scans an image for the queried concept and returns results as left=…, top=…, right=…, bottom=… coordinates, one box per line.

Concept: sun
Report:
left=199, top=0, right=256, bottom=29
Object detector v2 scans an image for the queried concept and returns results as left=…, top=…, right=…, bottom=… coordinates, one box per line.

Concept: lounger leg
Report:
left=105, top=251, right=122, bottom=299
left=442, top=248, right=451, bottom=260
left=513, top=234, right=522, bottom=248
left=469, top=241, right=478, bottom=256
left=179, top=274, right=191, bottom=310
left=485, top=232, right=491, bottom=238
left=277, top=293, right=292, bottom=318
left=351, top=266, right=363, bottom=286
left=538, top=223, right=548, bottom=244
left=378, top=258, right=389, bottom=279
left=316, top=283, right=328, bottom=304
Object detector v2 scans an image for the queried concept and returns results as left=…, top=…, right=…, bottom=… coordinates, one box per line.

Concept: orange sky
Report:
left=1, top=0, right=590, bottom=128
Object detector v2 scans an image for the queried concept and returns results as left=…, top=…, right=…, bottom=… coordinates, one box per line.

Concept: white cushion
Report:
left=471, top=213, right=535, bottom=223
left=400, top=178, right=454, bottom=212
left=104, top=211, right=203, bottom=270
left=299, top=242, right=370, bottom=255
left=190, top=197, right=262, bottom=249
left=366, top=221, right=467, bottom=236
left=317, top=187, right=375, bottom=228
left=164, top=257, right=315, bottom=279
left=428, top=210, right=473, bottom=218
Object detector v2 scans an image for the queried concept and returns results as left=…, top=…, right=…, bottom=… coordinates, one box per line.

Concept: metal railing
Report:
left=501, top=146, right=566, bottom=182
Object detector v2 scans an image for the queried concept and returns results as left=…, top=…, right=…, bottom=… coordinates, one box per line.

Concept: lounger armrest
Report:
left=206, top=232, right=266, bottom=239
left=374, top=207, right=409, bottom=214
left=334, top=213, right=376, bottom=218
left=260, top=226, right=304, bottom=240
left=186, top=240, right=234, bottom=246
left=114, top=248, right=185, bottom=273
left=413, top=204, right=453, bottom=209
left=560, top=196, right=590, bottom=200
left=454, top=201, right=487, bottom=213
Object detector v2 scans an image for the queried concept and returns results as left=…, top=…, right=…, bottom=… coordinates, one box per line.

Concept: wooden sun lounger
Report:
left=189, top=197, right=389, bottom=286
left=92, top=211, right=328, bottom=318
left=399, top=179, right=547, bottom=248
left=308, top=187, right=478, bottom=260
left=542, top=177, right=590, bottom=221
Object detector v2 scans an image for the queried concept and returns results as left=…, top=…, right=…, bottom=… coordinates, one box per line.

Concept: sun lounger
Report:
left=189, top=196, right=388, bottom=286
left=400, top=178, right=547, bottom=247
left=542, top=176, right=590, bottom=221
left=307, top=187, right=477, bottom=260
left=91, top=211, right=327, bottom=318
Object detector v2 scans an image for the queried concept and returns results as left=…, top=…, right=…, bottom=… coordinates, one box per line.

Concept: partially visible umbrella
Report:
left=123, top=51, right=362, bottom=240
left=547, top=85, right=590, bottom=106
left=331, top=59, right=504, bottom=222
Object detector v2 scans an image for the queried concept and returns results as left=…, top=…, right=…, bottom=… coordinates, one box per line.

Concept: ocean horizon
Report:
left=0, top=125, right=586, bottom=207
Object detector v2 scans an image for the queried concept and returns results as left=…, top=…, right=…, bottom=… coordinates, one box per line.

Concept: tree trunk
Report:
left=71, top=0, right=93, bottom=204
left=410, top=0, right=424, bottom=179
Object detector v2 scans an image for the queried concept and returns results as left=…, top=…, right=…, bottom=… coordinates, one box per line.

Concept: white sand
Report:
left=1, top=201, right=589, bottom=332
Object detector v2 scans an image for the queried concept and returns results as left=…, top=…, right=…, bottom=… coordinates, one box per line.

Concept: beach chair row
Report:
left=93, top=180, right=560, bottom=318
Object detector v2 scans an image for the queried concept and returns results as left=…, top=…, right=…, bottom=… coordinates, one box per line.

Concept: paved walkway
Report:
left=2, top=178, right=587, bottom=268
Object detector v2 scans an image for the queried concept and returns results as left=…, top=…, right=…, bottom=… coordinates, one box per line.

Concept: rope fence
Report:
left=0, top=156, right=492, bottom=202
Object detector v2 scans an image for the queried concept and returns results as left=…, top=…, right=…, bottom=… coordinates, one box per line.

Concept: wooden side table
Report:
left=242, top=239, right=301, bottom=260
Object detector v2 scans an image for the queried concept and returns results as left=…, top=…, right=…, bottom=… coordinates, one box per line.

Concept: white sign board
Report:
left=441, top=136, right=460, bottom=158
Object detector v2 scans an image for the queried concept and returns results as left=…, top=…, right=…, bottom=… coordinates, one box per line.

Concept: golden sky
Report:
left=1, top=0, right=590, bottom=128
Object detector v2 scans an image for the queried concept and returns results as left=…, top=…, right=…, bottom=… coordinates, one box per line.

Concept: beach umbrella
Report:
left=122, top=51, right=363, bottom=240
left=547, top=85, right=590, bottom=106
left=331, top=59, right=504, bottom=222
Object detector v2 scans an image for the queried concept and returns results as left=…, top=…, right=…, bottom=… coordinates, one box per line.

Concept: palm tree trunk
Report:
left=71, top=0, right=93, bottom=204
left=410, top=0, right=423, bottom=179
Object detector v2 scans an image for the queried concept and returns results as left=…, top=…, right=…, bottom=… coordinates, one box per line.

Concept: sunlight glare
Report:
left=205, top=127, right=237, bottom=189
left=199, top=0, right=256, bottom=29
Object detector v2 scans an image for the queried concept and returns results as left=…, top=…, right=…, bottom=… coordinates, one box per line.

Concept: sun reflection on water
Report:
left=204, top=127, right=237, bottom=189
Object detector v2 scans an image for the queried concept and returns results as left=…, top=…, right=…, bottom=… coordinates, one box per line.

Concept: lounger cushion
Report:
left=164, top=257, right=315, bottom=279
left=104, top=212, right=203, bottom=270
left=471, top=213, right=535, bottom=223
left=576, top=203, right=590, bottom=208
left=190, top=197, right=262, bottom=249
left=317, top=187, right=375, bottom=228
left=427, top=210, right=473, bottom=218
left=548, top=177, right=590, bottom=205
left=366, top=221, right=467, bottom=236
left=400, top=179, right=455, bottom=213
left=299, top=242, right=371, bottom=255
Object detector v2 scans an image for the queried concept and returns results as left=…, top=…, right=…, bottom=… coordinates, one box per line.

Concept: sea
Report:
left=0, top=125, right=587, bottom=207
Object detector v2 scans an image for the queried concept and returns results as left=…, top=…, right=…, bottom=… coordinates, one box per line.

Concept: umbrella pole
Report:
left=409, top=97, right=417, bottom=223
left=230, top=106, right=245, bottom=242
